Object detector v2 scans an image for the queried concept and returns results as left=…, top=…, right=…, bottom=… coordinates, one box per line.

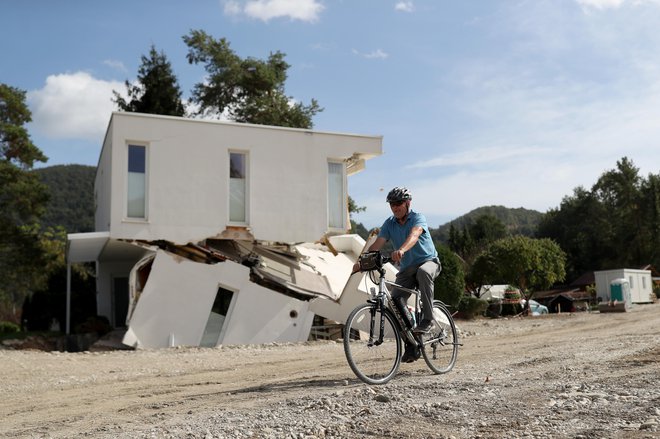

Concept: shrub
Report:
left=0, top=321, right=20, bottom=335
left=458, top=295, right=488, bottom=320
left=501, top=302, right=523, bottom=316
left=74, top=315, right=111, bottom=336
left=485, top=299, right=502, bottom=318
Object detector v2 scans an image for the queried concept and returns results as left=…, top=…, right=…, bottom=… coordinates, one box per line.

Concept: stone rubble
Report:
left=2, top=303, right=659, bottom=439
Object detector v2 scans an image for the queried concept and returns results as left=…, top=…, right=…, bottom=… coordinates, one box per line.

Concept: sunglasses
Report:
left=389, top=200, right=405, bottom=207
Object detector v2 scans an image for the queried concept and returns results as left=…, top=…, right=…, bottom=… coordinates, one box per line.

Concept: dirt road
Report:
left=1, top=303, right=659, bottom=438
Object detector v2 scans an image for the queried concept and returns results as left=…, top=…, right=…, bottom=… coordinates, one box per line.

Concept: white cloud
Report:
left=406, top=145, right=553, bottom=169
left=576, top=0, right=660, bottom=10
left=224, top=0, right=324, bottom=22
left=103, top=59, right=127, bottom=73
left=224, top=0, right=243, bottom=16
left=395, top=1, right=414, bottom=12
left=352, top=48, right=389, bottom=59
left=27, top=72, right=122, bottom=140
left=576, top=0, right=626, bottom=9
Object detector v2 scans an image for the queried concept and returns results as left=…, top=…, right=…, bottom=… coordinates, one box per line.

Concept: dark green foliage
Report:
left=501, top=302, right=523, bottom=316
left=434, top=244, right=465, bottom=308
left=0, top=321, right=20, bottom=334
left=113, top=45, right=185, bottom=116
left=0, top=84, right=48, bottom=167
left=74, top=315, right=111, bottom=336
left=34, top=165, right=95, bottom=232
left=447, top=213, right=508, bottom=265
left=184, top=30, right=322, bottom=128
left=457, top=295, right=488, bottom=320
left=470, top=236, right=566, bottom=293
left=348, top=195, right=370, bottom=240
left=538, top=157, right=660, bottom=280
left=0, top=83, right=51, bottom=311
left=22, top=263, right=96, bottom=333
left=350, top=220, right=370, bottom=240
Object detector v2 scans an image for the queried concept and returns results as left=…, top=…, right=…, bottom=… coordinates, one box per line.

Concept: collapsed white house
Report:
left=66, top=112, right=385, bottom=348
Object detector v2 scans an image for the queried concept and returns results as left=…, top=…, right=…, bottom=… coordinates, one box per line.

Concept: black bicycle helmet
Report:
left=386, top=187, right=412, bottom=203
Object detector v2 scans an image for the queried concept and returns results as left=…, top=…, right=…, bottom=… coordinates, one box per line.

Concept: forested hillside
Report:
left=34, top=165, right=95, bottom=233
left=431, top=205, right=544, bottom=244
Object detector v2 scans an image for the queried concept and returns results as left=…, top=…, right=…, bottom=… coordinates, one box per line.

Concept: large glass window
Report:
left=229, top=152, right=247, bottom=223
left=328, top=161, right=345, bottom=229
left=127, top=144, right=146, bottom=218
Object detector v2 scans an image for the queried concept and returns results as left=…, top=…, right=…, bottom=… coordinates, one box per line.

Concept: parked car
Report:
left=528, top=299, right=549, bottom=316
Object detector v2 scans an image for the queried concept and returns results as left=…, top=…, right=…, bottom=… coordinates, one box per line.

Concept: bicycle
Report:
left=343, top=251, right=460, bottom=385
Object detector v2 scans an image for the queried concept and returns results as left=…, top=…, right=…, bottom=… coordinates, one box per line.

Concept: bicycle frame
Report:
left=371, top=265, right=456, bottom=350
left=369, top=265, right=419, bottom=346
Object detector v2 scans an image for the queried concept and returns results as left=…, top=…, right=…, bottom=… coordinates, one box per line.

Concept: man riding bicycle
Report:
left=357, top=187, right=441, bottom=363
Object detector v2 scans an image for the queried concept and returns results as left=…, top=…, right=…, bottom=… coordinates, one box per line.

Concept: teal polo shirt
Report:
left=378, top=210, right=438, bottom=270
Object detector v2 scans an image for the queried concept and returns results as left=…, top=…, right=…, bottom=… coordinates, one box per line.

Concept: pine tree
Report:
left=113, top=45, right=185, bottom=116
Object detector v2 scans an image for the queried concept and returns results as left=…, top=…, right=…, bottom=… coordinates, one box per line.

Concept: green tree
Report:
left=593, top=157, right=646, bottom=266
left=183, top=30, right=322, bottom=128
left=0, top=84, right=50, bottom=319
left=448, top=214, right=507, bottom=266
left=537, top=186, right=612, bottom=279
left=113, top=45, right=185, bottom=116
left=639, top=173, right=660, bottom=268
left=470, top=236, right=566, bottom=296
left=435, top=244, right=465, bottom=308
left=538, top=157, right=660, bottom=278
left=348, top=195, right=370, bottom=239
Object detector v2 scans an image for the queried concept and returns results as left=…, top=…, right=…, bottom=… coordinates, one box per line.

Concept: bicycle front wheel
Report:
left=420, top=301, right=458, bottom=374
left=343, top=303, right=402, bottom=385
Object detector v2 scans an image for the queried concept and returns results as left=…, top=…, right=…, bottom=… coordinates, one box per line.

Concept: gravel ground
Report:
left=1, top=302, right=659, bottom=438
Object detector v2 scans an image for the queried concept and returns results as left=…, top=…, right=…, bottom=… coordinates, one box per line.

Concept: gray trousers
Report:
left=392, top=258, right=442, bottom=322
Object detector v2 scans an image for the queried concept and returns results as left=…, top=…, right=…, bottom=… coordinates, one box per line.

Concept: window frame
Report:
left=228, top=150, right=249, bottom=225
left=327, top=160, right=347, bottom=231
left=126, top=143, right=148, bottom=221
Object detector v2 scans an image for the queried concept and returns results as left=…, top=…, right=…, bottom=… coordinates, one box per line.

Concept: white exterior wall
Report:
left=594, top=269, right=654, bottom=304
left=99, top=112, right=382, bottom=244
left=95, top=123, right=113, bottom=232
left=122, top=250, right=313, bottom=348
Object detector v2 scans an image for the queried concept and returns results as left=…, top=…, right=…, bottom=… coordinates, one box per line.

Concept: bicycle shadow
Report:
left=227, top=376, right=363, bottom=395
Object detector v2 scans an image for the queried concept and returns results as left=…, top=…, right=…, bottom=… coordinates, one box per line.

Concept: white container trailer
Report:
left=594, top=269, right=654, bottom=304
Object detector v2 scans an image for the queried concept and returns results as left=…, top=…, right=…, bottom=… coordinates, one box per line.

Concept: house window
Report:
left=629, top=276, right=634, bottom=289
left=229, top=152, right=247, bottom=223
left=127, top=144, right=146, bottom=218
left=200, top=286, right=234, bottom=347
left=328, top=161, right=346, bottom=229
left=642, top=276, right=646, bottom=289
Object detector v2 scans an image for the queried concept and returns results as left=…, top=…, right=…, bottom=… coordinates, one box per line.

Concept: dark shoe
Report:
left=401, top=344, right=421, bottom=363
left=413, top=319, right=433, bottom=334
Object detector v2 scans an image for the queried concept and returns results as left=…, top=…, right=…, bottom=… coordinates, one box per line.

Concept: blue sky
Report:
left=2, top=0, right=660, bottom=229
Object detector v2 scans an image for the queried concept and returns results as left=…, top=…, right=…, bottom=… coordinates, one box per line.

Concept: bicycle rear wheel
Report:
left=420, top=301, right=458, bottom=374
left=343, top=303, right=402, bottom=385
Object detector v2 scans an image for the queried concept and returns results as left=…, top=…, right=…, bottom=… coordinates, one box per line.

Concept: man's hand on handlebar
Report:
left=391, top=249, right=405, bottom=263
